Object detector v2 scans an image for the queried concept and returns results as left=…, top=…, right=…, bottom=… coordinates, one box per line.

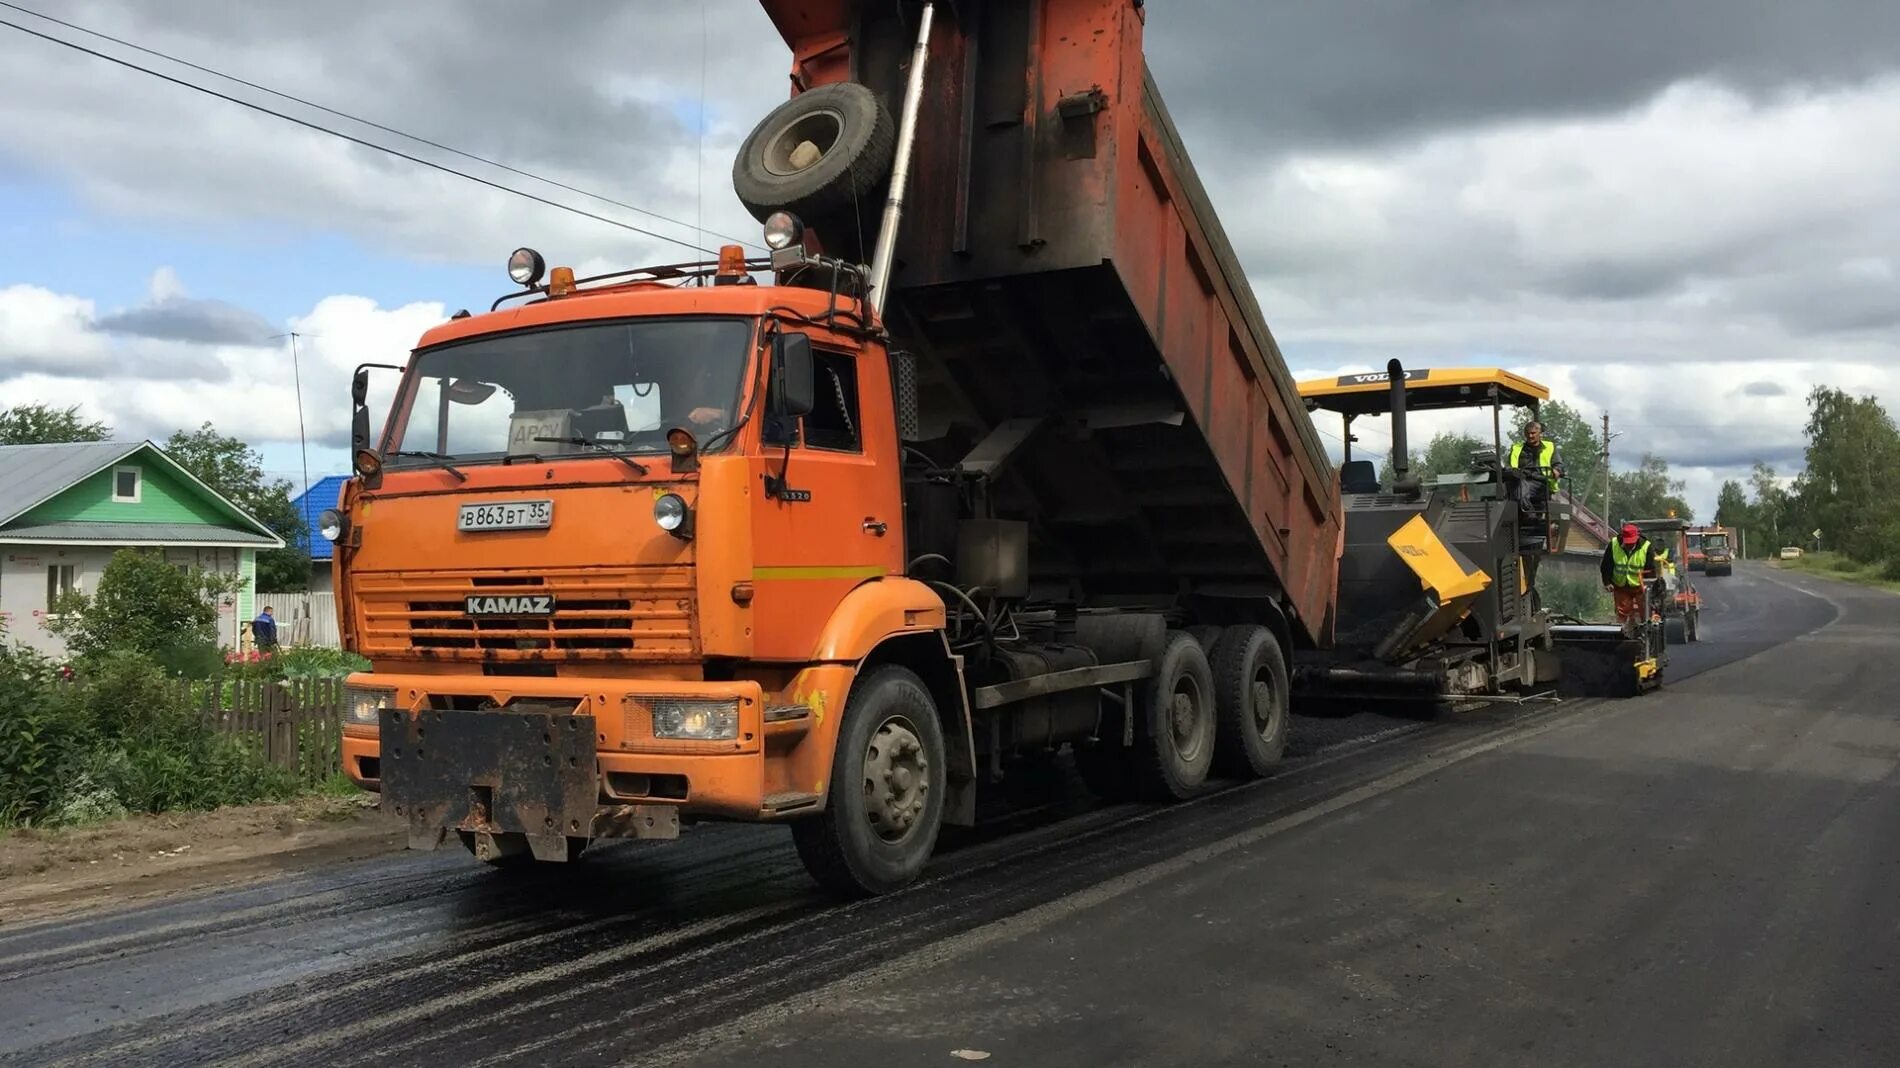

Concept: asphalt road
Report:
left=3, top=563, right=1889, bottom=1067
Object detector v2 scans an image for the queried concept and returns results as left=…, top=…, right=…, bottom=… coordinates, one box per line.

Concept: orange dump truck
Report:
left=329, top=0, right=1341, bottom=895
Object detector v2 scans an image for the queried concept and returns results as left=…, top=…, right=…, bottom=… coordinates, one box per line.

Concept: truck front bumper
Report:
left=340, top=673, right=772, bottom=846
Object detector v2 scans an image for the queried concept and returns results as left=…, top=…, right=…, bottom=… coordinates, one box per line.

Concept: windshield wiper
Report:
left=532, top=436, right=650, bottom=474
left=386, top=450, right=468, bottom=481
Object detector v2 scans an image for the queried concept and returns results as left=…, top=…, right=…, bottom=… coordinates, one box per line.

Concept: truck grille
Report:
left=353, top=567, right=695, bottom=660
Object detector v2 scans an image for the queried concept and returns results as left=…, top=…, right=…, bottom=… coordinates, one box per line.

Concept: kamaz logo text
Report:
left=464, top=594, right=555, bottom=616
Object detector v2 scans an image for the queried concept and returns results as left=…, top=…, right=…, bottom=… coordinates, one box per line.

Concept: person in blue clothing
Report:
left=252, top=605, right=279, bottom=653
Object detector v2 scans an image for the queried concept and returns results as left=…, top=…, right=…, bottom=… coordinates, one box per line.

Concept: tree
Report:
left=1715, top=481, right=1749, bottom=530
left=1608, top=453, right=1693, bottom=525
left=1739, top=462, right=1791, bottom=557
left=0, top=403, right=110, bottom=445
left=1379, top=431, right=1487, bottom=486
left=1798, top=386, right=1900, bottom=560
left=164, top=423, right=309, bottom=591
left=1532, top=400, right=1602, bottom=509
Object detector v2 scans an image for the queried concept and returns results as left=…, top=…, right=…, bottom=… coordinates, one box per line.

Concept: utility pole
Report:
left=271, top=332, right=313, bottom=506
left=1600, top=411, right=1613, bottom=526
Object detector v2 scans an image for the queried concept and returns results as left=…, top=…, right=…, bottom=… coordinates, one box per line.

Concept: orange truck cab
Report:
left=330, top=0, right=1341, bottom=896
left=1685, top=525, right=1733, bottom=576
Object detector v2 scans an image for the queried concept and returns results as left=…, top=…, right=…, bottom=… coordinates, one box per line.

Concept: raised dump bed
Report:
left=754, top=0, right=1342, bottom=645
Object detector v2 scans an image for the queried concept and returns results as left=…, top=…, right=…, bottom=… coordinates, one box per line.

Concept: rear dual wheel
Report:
left=1076, top=631, right=1218, bottom=802
left=1133, top=632, right=1219, bottom=800
left=1210, top=625, right=1291, bottom=778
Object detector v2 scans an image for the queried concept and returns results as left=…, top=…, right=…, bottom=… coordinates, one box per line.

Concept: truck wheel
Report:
left=791, top=666, right=946, bottom=897
left=1187, top=625, right=1224, bottom=654
left=1133, top=631, right=1217, bottom=800
left=1210, top=624, right=1290, bottom=779
left=732, top=81, right=896, bottom=224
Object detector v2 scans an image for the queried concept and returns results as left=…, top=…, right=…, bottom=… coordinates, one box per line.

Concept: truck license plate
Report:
left=457, top=499, right=553, bottom=532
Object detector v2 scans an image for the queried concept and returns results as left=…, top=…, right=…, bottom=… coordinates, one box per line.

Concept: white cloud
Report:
left=0, top=280, right=441, bottom=450
left=1220, top=75, right=1900, bottom=517
left=4, top=4, right=1899, bottom=525
left=0, top=284, right=114, bottom=375
left=0, top=1, right=786, bottom=269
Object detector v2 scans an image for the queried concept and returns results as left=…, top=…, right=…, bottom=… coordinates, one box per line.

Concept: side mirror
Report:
left=351, top=366, right=372, bottom=455
left=769, top=331, right=816, bottom=419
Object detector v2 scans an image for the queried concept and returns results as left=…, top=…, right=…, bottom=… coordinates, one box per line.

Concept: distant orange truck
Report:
left=328, top=0, right=1342, bottom=896
left=1686, top=526, right=1734, bottom=576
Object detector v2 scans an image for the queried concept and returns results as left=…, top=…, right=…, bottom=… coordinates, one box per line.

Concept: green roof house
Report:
left=0, top=441, right=285, bottom=656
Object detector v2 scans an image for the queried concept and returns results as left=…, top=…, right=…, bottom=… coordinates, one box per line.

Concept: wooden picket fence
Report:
left=167, top=675, right=349, bottom=784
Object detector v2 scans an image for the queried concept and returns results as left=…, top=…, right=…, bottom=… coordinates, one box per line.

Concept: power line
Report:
left=0, top=15, right=732, bottom=257
left=0, top=1, right=762, bottom=252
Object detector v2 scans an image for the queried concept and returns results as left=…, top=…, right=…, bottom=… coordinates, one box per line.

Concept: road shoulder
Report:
left=0, top=795, right=404, bottom=927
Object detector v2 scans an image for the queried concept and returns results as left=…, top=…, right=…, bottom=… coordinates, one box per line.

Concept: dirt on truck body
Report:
left=328, top=0, right=1342, bottom=896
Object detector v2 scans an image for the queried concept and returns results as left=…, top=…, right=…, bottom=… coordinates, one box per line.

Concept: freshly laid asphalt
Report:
left=3, top=563, right=1890, bottom=1068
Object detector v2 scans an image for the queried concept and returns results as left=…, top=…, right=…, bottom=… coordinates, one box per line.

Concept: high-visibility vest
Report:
left=1609, top=540, right=1652, bottom=587
left=1509, top=439, right=1559, bottom=490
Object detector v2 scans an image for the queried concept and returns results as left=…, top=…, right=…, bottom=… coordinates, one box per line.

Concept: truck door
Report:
left=748, top=341, right=906, bottom=660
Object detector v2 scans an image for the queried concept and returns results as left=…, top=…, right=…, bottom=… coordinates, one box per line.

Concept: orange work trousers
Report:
left=1612, top=585, right=1646, bottom=623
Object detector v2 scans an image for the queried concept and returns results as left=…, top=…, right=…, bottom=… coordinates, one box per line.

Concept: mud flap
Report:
left=380, top=708, right=598, bottom=862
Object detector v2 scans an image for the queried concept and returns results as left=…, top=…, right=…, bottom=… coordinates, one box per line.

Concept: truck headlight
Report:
left=762, top=211, right=804, bottom=251
left=651, top=698, right=739, bottom=741
left=653, top=493, right=692, bottom=539
left=318, top=508, right=345, bottom=542
left=345, top=684, right=395, bottom=729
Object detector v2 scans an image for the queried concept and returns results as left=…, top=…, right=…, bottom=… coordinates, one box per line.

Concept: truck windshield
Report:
left=1705, top=534, right=1728, bottom=552
left=385, top=318, right=754, bottom=466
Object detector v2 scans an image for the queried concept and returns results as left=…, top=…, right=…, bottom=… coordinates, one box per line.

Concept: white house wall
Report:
left=1, top=544, right=252, bottom=658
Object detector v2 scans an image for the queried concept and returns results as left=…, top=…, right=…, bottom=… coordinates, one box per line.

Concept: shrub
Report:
left=223, top=645, right=369, bottom=681
left=0, top=647, right=298, bottom=826
left=65, top=652, right=297, bottom=814
left=0, top=645, right=89, bottom=825
left=1543, top=571, right=1612, bottom=621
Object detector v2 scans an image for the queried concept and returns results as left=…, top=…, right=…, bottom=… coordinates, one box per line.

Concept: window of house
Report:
left=113, top=465, right=142, bottom=503
left=763, top=349, right=862, bottom=452
left=46, top=564, right=76, bottom=610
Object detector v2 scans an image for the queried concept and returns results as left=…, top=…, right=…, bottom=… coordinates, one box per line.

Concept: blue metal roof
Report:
left=291, top=475, right=351, bottom=560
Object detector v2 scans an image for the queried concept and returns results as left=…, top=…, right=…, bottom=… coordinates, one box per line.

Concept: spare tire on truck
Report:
left=732, top=81, right=896, bottom=224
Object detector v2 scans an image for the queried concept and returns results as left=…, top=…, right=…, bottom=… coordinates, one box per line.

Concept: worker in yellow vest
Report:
left=1601, top=523, right=1658, bottom=627
left=1510, top=421, right=1567, bottom=592
left=1509, top=421, right=1564, bottom=495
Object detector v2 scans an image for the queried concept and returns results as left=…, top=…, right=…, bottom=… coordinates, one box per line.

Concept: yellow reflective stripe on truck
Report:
left=752, top=565, right=888, bottom=581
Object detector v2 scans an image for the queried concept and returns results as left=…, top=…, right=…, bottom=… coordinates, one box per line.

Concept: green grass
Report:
left=308, top=770, right=363, bottom=799
left=1543, top=571, right=1613, bottom=621
left=1775, top=551, right=1900, bottom=593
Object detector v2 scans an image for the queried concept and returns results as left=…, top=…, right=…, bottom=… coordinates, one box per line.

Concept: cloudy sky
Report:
left=3, top=0, right=1897, bottom=518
